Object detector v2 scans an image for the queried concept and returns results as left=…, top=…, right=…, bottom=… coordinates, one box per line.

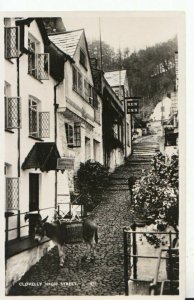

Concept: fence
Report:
left=5, top=195, right=84, bottom=244
left=123, top=227, right=179, bottom=295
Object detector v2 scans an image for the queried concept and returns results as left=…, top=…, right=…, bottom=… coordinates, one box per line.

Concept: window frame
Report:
left=79, top=48, right=87, bottom=70
left=65, top=122, right=81, bottom=148
left=28, top=34, right=49, bottom=80
left=29, top=96, right=39, bottom=138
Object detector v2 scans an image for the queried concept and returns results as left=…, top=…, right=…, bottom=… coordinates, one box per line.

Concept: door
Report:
left=29, top=174, right=39, bottom=236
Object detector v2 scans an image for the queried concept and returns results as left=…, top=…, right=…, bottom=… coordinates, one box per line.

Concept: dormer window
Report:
left=80, top=49, right=87, bottom=70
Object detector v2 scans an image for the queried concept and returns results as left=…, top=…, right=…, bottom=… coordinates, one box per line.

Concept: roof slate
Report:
left=49, top=29, right=83, bottom=58
left=104, top=70, right=127, bottom=87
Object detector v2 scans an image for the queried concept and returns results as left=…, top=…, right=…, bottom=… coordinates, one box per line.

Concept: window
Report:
left=80, top=49, right=87, bottom=69
left=72, top=66, right=94, bottom=106
left=65, top=123, right=74, bottom=147
left=4, top=82, right=21, bottom=130
left=4, top=26, right=20, bottom=59
left=65, top=123, right=81, bottom=148
left=73, top=66, right=77, bottom=91
left=29, top=96, right=50, bottom=138
left=6, top=177, right=19, bottom=210
left=28, top=34, right=49, bottom=80
left=72, top=66, right=83, bottom=96
left=74, top=123, right=81, bottom=147
left=77, top=71, right=83, bottom=95
left=84, top=80, right=93, bottom=105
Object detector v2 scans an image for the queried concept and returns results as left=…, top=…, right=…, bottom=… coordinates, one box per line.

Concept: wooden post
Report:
left=5, top=215, right=9, bottom=244
left=123, top=228, right=129, bottom=296
left=131, top=223, right=137, bottom=279
left=17, top=210, right=20, bottom=239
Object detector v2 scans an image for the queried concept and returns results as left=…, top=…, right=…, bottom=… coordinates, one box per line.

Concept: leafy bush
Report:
left=131, top=153, right=179, bottom=245
left=77, top=160, right=109, bottom=211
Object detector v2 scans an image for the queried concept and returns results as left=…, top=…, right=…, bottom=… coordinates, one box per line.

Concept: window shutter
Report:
left=5, top=27, right=19, bottom=59
left=6, top=178, right=19, bottom=210
left=74, top=123, right=81, bottom=147
left=36, top=53, right=49, bottom=80
left=65, top=123, right=74, bottom=147
left=39, top=112, right=50, bottom=138
left=5, top=97, right=21, bottom=129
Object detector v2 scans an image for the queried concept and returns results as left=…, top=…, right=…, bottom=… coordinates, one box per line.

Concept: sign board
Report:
left=57, top=157, right=75, bottom=170
left=127, top=100, right=139, bottom=114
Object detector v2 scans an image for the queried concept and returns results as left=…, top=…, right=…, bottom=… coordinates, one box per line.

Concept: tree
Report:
left=88, top=36, right=178, bottom=121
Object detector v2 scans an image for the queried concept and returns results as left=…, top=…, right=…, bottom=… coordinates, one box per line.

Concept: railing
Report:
left=5, top=206, right=55, bottom=244
left=5, top=195, right=84, bottom=244
left=123, top=227, right=178, bottom=296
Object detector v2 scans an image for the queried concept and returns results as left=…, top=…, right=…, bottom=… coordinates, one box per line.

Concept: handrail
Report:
left=123, top=227, right=179, bottom=296
left=5, top=206, right=55, bottom=218
left=123, top=230, right=177, bottom=235
left=150, top=249, right=163, bottom=295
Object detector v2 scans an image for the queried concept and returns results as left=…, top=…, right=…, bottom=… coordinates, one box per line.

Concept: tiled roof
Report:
left=49, top=29, right=83, bottom=58
left=104, top=70, right=127, bottom=87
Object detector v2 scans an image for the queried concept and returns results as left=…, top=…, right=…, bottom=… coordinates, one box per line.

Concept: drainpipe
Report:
left=123, top=86, right=127, bottom=158
left=54, top=78, right=63, bottom=210
left=17, top=54, right=23, bottom=178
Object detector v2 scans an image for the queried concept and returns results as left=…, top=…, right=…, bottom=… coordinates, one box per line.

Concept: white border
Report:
left=0, top=0, right=193, bottom=298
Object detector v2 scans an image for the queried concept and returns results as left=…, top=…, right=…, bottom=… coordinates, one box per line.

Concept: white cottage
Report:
left=4, top=17, right=67, bottom=293
left=49, top=29, right=103, bottom=198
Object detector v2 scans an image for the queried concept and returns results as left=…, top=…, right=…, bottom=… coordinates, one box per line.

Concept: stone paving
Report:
left=8, top=135, right=159, bottom=296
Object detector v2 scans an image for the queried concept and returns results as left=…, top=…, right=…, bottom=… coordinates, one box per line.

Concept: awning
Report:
left=22, top=142, right=61, bottom=172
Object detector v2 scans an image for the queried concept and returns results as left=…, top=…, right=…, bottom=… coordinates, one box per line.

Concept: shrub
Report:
left=77, top=160, right=109, bottom=211
left=131, top=153, right=179, bottom=246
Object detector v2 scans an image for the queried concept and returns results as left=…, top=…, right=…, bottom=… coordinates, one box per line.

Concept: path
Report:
left=8, top=134, right=159, bottom=296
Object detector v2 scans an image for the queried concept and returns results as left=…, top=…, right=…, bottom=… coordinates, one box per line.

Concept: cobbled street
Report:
left=9, top=135, right=159, bottom=296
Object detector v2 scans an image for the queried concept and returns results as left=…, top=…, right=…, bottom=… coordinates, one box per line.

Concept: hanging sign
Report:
left=57, top=157, right=75, bottom=170
left=126, top=100, right=139, bottom=114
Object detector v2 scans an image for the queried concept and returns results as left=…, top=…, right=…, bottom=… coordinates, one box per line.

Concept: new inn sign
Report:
left=126, top=97, right=140, bottom=114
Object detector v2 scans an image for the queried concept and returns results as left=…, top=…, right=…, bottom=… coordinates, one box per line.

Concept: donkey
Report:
left=25, top=213, right=98, bottom=266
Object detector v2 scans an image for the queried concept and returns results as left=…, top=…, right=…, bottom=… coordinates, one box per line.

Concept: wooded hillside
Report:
left=88, top=37, right=178, bottom=121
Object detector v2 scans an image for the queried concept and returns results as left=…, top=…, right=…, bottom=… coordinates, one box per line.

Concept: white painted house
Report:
left=4, top=17, right=68, bottom=293
left=49, top=29, right=103, bottom=197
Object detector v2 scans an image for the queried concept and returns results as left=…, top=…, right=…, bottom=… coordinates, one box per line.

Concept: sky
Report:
left=62, top=12, right=183, bottom=52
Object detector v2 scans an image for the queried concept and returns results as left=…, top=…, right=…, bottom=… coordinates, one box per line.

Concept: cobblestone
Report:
left=8, top=135, right=159, bottom=296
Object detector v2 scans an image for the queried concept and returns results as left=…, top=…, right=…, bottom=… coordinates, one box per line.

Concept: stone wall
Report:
left=5, top=241, right=53, bottom=295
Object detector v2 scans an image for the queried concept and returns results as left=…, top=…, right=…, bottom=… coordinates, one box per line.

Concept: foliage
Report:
left=88, top=37, right=177, bottom=121
left=131, top=153, right=179, bottom=236
left=77, top=160, right=109, bottom=211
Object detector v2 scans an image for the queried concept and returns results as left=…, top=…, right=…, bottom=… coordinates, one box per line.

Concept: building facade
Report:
left=48, top=29, right=103, bottom=202
left=104, top=70, right=132, bottom=158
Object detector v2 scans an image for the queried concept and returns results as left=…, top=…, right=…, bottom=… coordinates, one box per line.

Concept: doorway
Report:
left=29, top=173, right=39, bottom=236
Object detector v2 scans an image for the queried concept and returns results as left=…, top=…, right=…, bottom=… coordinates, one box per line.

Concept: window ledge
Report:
left=28, top=136, right=43, bottom=141
left=5, top=129, right=15, bottom=134
left=5, top=58, right=15, bottom=64
left=72, top=88, right=94, bottom=108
